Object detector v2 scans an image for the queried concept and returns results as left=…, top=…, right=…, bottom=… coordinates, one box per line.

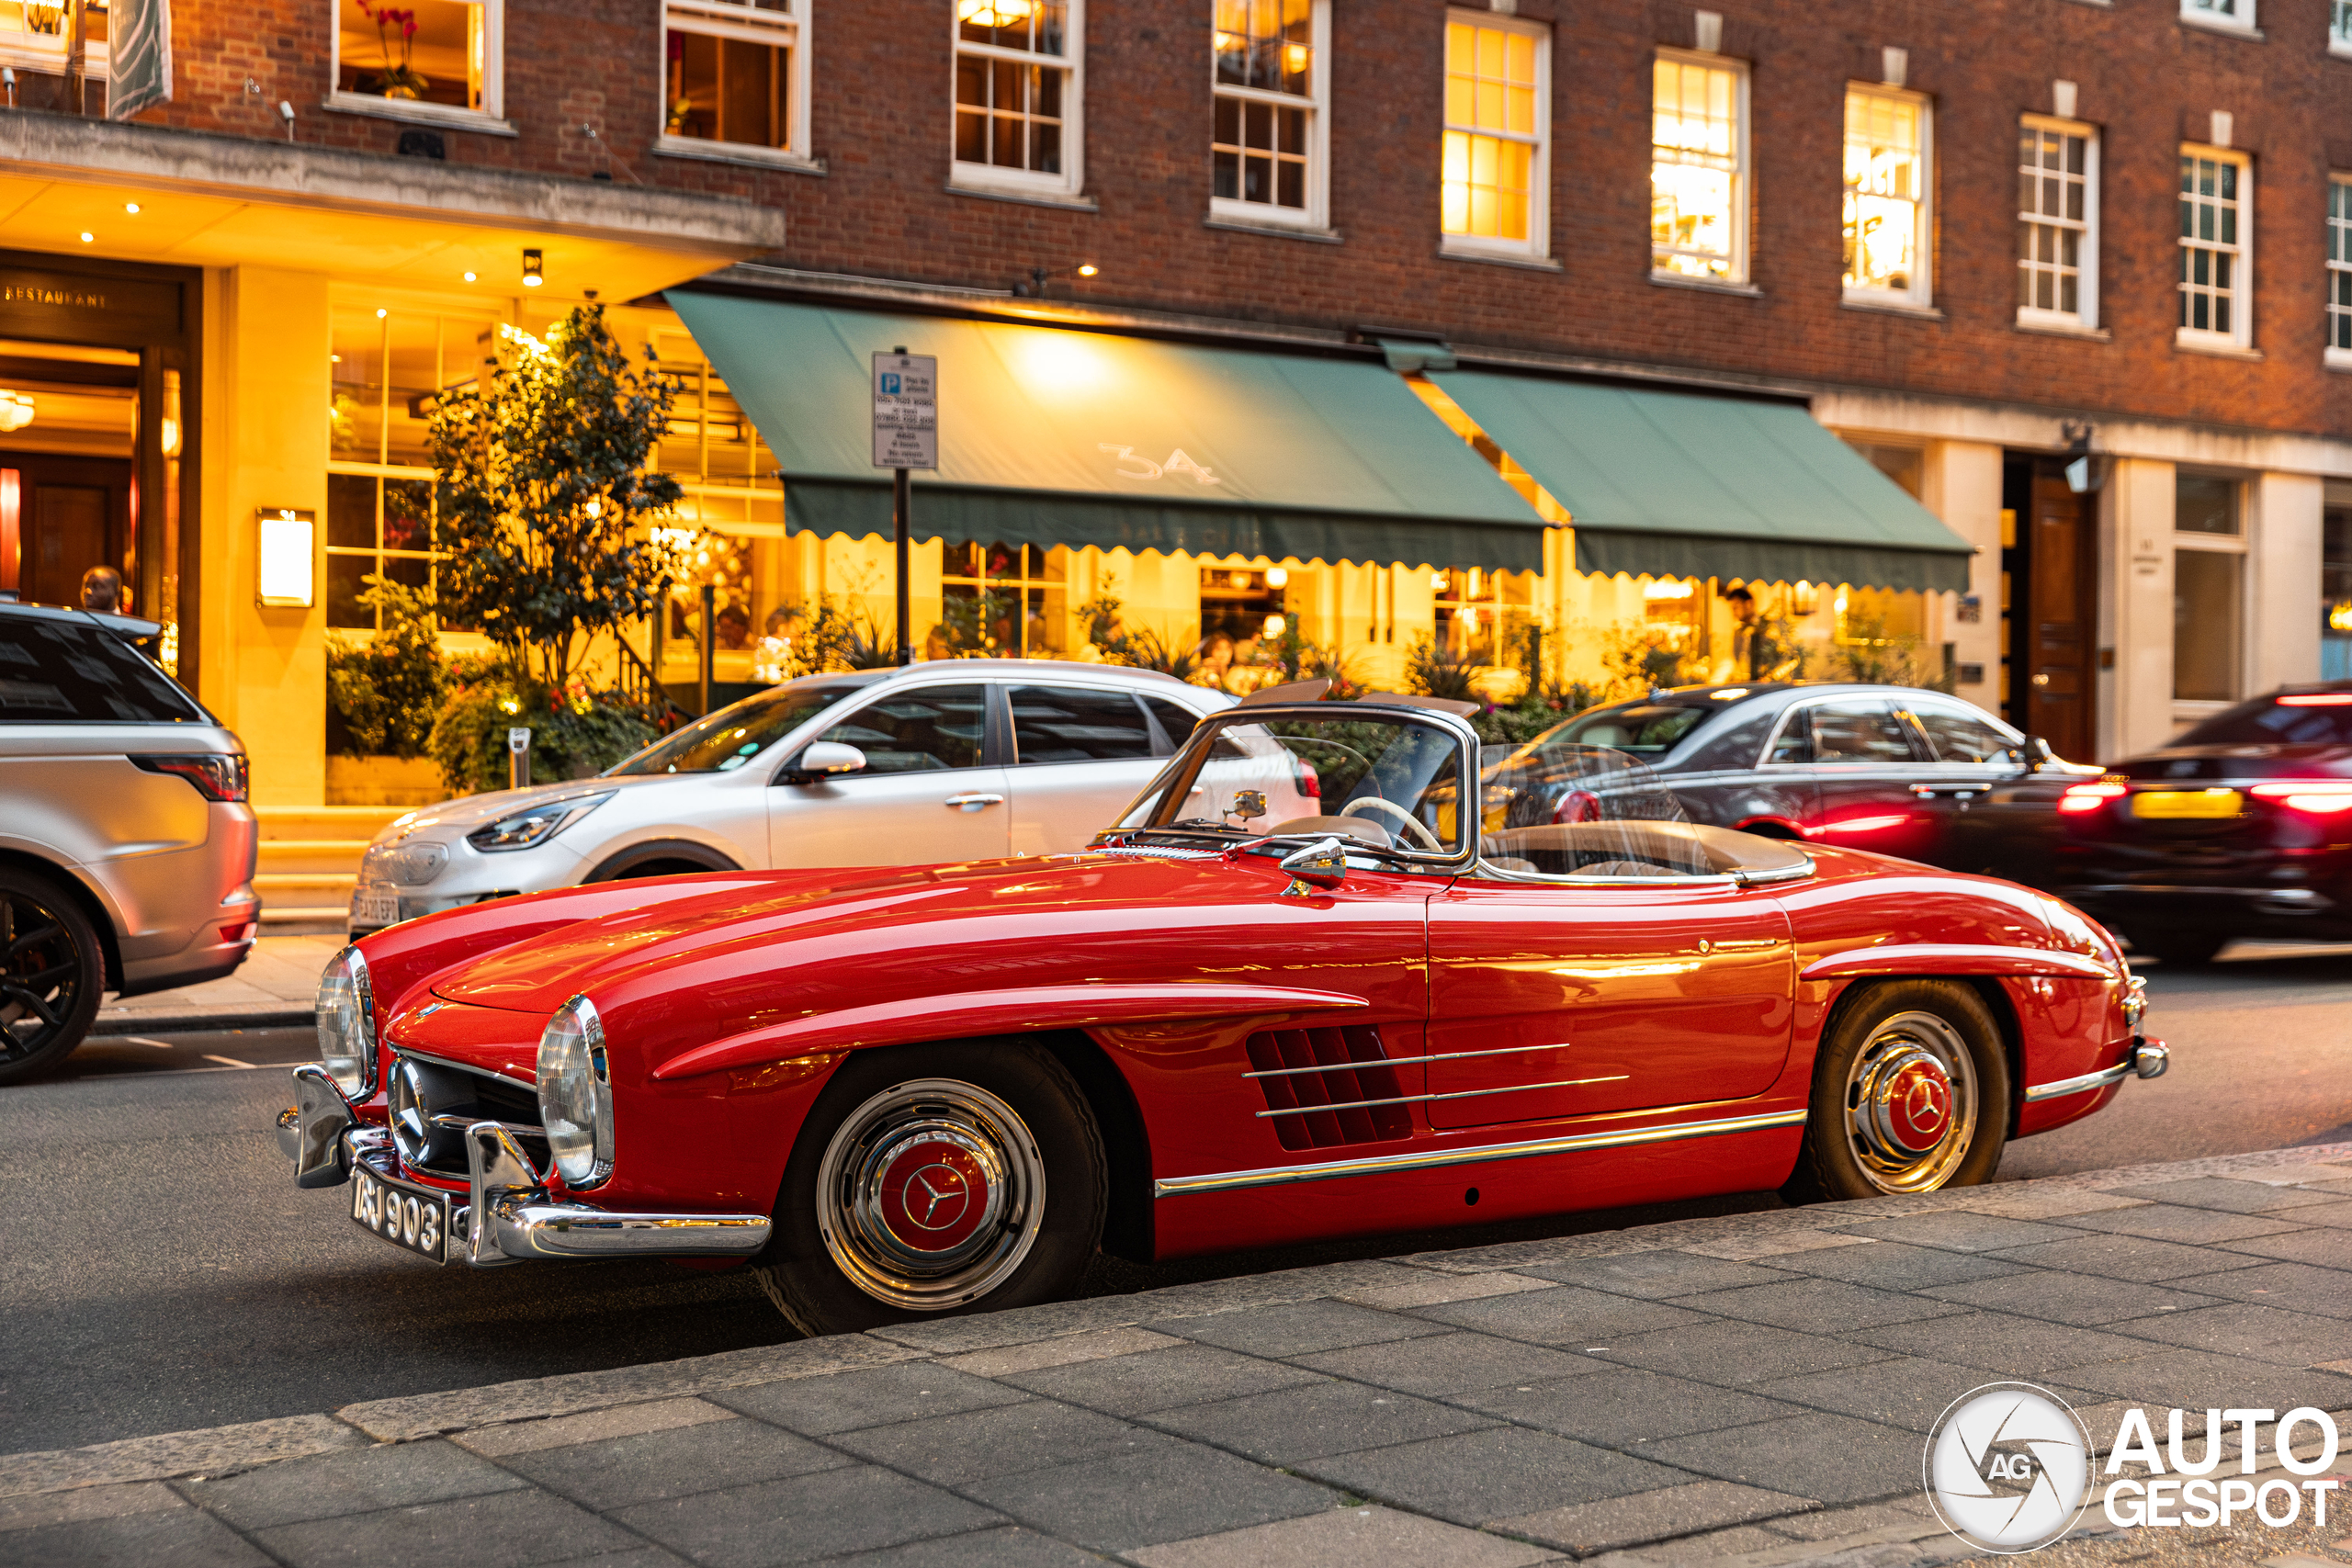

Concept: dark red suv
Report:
left=2056, top=682, right=2352, bottom=964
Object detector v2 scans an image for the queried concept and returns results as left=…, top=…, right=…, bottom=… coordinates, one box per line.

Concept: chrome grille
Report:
left=386, top=1053, right=546, bottom=1178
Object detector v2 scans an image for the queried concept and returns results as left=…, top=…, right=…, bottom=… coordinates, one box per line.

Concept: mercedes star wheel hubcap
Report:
left=1843, top=1011, right=1976, bottom=1194
left=816, top=1078, right=1046, bottom=1311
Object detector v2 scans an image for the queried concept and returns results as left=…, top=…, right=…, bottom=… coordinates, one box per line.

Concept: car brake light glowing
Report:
left=2060, top=782, right=2130, bottom=814
left=1293, top=757, right=1319, bottom=798
left=1553, top=789, right=1602, bottom=825
left=2277, top=693, right=2352, bottom=706
left=2251, top=781, right=2352, bottom=814
left=1816, top=814, right=1909, bottom=834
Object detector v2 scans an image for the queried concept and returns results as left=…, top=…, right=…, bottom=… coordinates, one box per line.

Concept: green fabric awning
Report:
left=1427, top=371, right=1973, bottom=592
left=665, top=292, right=1551, bottom=570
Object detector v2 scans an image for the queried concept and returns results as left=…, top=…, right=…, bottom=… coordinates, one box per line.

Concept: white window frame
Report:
left=1440, top=8, right=1552, bottom=264
left=0, top=6, right=108, bottom=83
left=326, top=0, right=505, bottom=128
left=2334, top=0, right=2352, bottom=55
left=949, top=0, right=1086, bottom=203
left=2181, top=0, right=2257, bottom=34
left=2177, top=144, right=2253, bottom=353
left=2329, top=174, right=2352, bottom=368
left=2017, top=113, right=2098, bottom=332
left=1206, top=0, right=1331, bottom=232
left=1649, top=48, right=1749, bottom=286
left=656, top=0, right=815, bottom=170
left=1841, top=83, right=1933, bottom=310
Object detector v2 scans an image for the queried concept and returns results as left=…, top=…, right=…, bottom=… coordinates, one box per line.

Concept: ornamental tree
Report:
left=429, top=305, right=684, bottom=686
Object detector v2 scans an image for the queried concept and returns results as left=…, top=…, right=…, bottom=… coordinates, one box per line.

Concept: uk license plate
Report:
left=351, top=1164, right=451, bottom=1263
left=352, top=887, right=401, bottom=930
left=2131, top=789, right=2243, bottom=819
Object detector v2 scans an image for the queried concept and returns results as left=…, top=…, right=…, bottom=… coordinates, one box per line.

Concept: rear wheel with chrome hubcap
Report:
left=1785, top=980, right=2008, bottom=1202
left=756, top=1041, right=1105, bottom=1336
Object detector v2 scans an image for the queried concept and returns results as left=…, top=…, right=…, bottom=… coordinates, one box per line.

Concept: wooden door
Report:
left=14, top=456, right=132, bottom=611
left=2024, top=472, right=2096, bottom=761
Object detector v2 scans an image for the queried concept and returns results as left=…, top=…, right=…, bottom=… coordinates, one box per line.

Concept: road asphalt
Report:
left=8, top=944, right=2346, bottom=1461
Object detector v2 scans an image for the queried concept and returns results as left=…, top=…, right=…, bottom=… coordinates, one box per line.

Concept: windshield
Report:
left=1477, top=739, right=1728, bottom=876
left=1115, top=709, right=1469, bottom=856
left=605, top=684, right=854, bottom=775
left=2174, top=694, right=2352, bottom=748
left=1544, top=702, right=1711, bottom=756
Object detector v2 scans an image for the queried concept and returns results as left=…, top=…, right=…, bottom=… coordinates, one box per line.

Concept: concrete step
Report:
left=254, top=806, right=409, bottom=842
left=255, top=873, right=357, bottom=903
left=257, top=839, right=373, bottom=875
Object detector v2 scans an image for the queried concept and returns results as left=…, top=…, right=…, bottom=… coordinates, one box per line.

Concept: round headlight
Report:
left=537, top=996, right=612, bottom=1188
left=314, top=945, right=376, bottom=1100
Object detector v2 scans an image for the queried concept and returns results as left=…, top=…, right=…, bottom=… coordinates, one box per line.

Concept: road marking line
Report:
left=119, top=1037, right=177, bottom=1049
left=201, top=1055, right=258, bottom=1069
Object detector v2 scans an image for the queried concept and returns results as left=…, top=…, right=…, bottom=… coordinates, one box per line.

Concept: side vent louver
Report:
left=1244, top=1025, right=1411, bottom=1150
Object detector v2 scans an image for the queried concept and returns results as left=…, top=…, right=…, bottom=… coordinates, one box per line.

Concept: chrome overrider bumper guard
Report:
left=276, top=1064, right=771, bottom=1267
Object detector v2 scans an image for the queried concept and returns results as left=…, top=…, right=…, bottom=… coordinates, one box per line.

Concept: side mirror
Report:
left=2011, top=735, right=2057, bottom=770
left=785, top=741, right=865, bottom=782
left=1277, top=836, right=1349, bottom=890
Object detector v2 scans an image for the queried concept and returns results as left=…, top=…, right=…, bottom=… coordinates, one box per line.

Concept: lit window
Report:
left=2329, top=176, right=2352, bottom=365
left=333, top=0, right=500, bottom=118
left=0, top=0, right=113, bottom=101
left=954, top=0, right=1083, bottom=199
left=1650, top=52, right=1746, bottom=283
left=943, top=543, right=1067, bottom=657
left=1442, top=11, right=1549, bottom=259
left=2178, top=148, right=2251, bottom=350
left=2174, top=474, right=2246, bottom=705
left=662, top=0, right=806, bottom=159
left=1843, top=86, right=1930, bottom=306
left=2335, top=0, right=2352, bottom=50
left=2183, top=0, right=2255, bottom=29
left=1211, top=0, right=1328, bottom=228
left=2018, top=117, right=2097, bottom=329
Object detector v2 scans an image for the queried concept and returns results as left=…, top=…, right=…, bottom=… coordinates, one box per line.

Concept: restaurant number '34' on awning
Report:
left=665, top=292, right=1971, bottom=592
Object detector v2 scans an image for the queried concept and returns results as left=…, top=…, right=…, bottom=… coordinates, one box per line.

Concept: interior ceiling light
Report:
left=463, top=270, right=477, bottom=282
left=523, top=248, right=545, bottom=288
left=124, top=201, right=141, bottom=214
left=78, top=231, right=94, bottom=243
left=0, top=389, right=33, bottom=433
left=956, top=0, right=1034, bottom=26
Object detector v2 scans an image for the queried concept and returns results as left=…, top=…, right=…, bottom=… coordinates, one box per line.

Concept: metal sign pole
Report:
left=893, top=466, right=912, bottom=666
left=871, top=344, right=937, bottom=670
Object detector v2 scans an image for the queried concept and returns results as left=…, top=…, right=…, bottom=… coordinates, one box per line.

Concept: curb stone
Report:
left=0, top=1415, right=363, bottom=1498
left=90, top=1005, right=314, bottom=1036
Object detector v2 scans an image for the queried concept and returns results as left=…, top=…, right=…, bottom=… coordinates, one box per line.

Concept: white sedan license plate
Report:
left=352, top=887, right=401, bottom=929
left=351, top=1165, right=450, bottom=1263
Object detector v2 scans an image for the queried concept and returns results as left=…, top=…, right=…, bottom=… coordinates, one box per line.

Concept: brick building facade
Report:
left=3, top=0, right=2347, bottom=805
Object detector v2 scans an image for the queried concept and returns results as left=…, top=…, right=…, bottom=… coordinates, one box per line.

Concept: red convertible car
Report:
left=278, top=691, right=2165, bottom=1336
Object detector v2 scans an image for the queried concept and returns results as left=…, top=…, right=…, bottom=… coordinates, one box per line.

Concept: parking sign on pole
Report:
left=873, top=351, right=936, bottom=666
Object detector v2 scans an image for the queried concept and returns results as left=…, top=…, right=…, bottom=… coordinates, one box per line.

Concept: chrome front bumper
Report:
left=276, top=1066, right=771, bottom=1267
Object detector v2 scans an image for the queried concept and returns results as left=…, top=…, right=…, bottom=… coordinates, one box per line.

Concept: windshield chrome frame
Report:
left=1103, top=701, right=1483, bottom=872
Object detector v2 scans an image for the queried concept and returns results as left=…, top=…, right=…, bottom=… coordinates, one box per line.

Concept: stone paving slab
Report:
left=11, top=1141, right=2352, bottom=1567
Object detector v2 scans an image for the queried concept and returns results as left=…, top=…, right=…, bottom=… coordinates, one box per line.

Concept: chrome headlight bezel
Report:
left=466, top=792, right=615, bottom=853
left=2123, top=975, right=2148, bottom=1034
left=315, top=944, right=377, bottom=1100
left=537, top=995, right=614, bottom=1189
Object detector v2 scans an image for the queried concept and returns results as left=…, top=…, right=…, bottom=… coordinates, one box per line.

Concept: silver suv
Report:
left=0, top=602, right=259, bottom=1083
left=350, top=660, right=1233, bottom=935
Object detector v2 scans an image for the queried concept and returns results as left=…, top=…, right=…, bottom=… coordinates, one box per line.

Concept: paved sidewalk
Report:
left=10, top=1145, right=2352, bottom=1567
left=93, top=934, right=334, bottom=1035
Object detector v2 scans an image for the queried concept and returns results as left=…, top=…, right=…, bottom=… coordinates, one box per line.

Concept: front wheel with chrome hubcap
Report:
left=1784, top=980, right=2009, bottom=1203
left=755, top=1041, right=1106, bottom=1336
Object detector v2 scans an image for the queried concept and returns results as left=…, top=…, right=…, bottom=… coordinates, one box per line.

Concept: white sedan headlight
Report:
left=537, top=996, right=613, bottom=1188
left=315, top=945, right=376, bottom=1099
left=466, top=792, right=614, bottom=853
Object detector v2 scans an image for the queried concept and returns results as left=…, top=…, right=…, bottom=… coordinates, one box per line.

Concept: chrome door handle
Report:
left=944, top=794, right=1005, bottom=812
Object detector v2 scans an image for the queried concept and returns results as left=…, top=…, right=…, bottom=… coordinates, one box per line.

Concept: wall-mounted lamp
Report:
left=2060, top=420, right=2107, bottom=494
left=1013, top=261, right=1099, bottom=297
left=0, top=390, right=33, bottom=434
left=256, top=507, right=316, bottom=607
left=523, top=248, right=545, bottom=288
left=1792, top=581, right=1819, bottom=616
left=1265, top=566, right=1289, bottom=589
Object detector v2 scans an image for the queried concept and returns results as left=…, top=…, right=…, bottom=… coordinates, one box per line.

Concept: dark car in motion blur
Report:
left=1516, top=682, right=2098, bottom=886
left=2054, top=683, right=2352, bottom=964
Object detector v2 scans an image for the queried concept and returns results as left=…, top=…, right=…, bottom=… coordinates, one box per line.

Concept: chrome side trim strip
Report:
left=1243, top=1042, right=1569, bottom=1079
left=1153, top=1108, right=1811, bottom=1197
left=1255, top=1074, right=1631, bottom=1117
left=2022, top=1063, right=2133, bottom=1102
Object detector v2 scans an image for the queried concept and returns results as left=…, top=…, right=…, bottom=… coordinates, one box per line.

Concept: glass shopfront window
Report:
left=1432, top=565, right=1529, bottom=662
left=942, top=542, right=1066, bottom=657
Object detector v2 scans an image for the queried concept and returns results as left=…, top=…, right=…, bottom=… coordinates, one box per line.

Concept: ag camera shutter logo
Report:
left=1924, top=1382, right=2093, bottom=1553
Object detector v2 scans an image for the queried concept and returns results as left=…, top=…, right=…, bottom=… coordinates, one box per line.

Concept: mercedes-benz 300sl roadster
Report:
left=277, top=690, right=2165, bottom=1335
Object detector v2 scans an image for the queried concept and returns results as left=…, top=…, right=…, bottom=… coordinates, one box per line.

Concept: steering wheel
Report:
left=1340, top=796, right=1443, bottom=852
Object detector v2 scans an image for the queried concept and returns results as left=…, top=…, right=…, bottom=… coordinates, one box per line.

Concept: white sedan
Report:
left=347, top=660, right=1234, bottom=937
